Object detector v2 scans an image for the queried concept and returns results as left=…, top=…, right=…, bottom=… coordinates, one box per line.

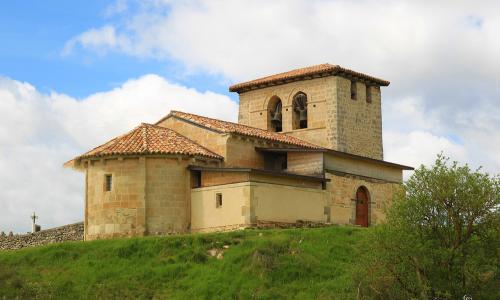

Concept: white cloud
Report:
left=62, top=0, right=500, bottom=176
left=63, top=0, right=500, bottom=84
left=384, top=130, right=468, bottom=173
left=62, top=26, right=130, bottom=56
left=103, top=0, right=128, bottom=17
left=0, top=75, right=238, bottom=233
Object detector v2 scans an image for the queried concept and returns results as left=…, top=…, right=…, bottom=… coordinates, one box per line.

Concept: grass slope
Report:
left=0, top=226, right=366, bottom=299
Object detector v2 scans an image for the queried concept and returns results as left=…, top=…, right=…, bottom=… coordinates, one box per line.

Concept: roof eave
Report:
left=188, top=165, right=330, bottom=182
left=326, top=149, right=414, bottom=170
left=229, top=66, right=390, bottom=93
left=68, top=152, right=223, bottom=165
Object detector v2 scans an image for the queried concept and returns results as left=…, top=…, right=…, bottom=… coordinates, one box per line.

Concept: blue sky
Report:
left=1, top=0, right=499, bottom=232
left=0, top=1, right=231, bottom=98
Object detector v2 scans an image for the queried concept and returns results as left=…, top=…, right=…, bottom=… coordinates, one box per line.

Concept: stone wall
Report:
left=324, top=152, right=403, bottom=183
left=145, top=157, right=191, bottom=235
left=201, top=171, right=250, bottom=187
left=157, top=116, right=229, bottom=158
left=86, top=157, right=147, bottom=240
left=335, top=77, right=383, bottom=160
left=236, top=75, right=385, bottom=160
left=237, top=77, right=332, bottom=147
left=325, top=171, right=401, bottom=226
left=286, top=152, right=324, bottom=176
left=0, top=222, right=83, bottom=250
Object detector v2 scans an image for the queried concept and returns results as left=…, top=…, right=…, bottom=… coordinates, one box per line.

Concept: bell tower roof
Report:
left=229, top=63, right=390, bottom=93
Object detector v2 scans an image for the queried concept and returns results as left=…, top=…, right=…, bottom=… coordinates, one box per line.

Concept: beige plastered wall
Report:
left=191, top=182, right=251, bottom=232
left=252, top=182, right=327, bottom=223
left=191, top=181, right=327, bottom=232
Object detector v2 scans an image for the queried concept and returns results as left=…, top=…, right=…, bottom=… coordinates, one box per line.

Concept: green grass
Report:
left=0, top=226, right=367, bottom=299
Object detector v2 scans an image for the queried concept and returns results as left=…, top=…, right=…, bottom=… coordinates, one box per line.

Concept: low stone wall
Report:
left=0, top=222, right=84, bottom=250
left=254, top=220, right=330, bottom=229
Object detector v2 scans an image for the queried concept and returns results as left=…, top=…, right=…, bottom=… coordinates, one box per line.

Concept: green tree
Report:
left=355, top=154, right=499, bottom=299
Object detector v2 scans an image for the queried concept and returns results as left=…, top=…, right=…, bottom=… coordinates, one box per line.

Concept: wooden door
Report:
left=355, top=187, right=369, bottom=227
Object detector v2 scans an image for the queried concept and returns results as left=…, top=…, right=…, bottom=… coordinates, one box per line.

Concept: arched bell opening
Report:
left=267, top=96, right=283, bottom=132
left=292, top=92, right=308, bottom=129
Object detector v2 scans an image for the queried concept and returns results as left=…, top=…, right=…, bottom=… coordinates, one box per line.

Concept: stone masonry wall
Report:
left=335, top=77, right=383, bottom=160
left=325, top=171, right=401, bottom=225
left=86, top=158, right=146, bottom=240
left=237, top=75, right=385, bottom=160
left=0, top=222, right=83, bottom=250
left=286, top=152, right=324, bottom=176
left=237, top=77, right=333, bottom=148
left=157, top=117, right=229, bottom=158
left=145, top=157, right=190, bottom=235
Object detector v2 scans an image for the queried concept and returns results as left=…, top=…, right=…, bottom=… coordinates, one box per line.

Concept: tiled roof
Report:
left=164, top=111, right=323, bottom=149
left=74, top=123, right=223, bottom=160
left=229, top=63, right=390, bottom=93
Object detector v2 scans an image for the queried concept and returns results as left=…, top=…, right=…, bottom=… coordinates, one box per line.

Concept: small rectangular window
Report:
left=366, top=85, right=372, bottom=103
left=351, top=80, right=357, bottom=100
left=216, top=193, right=222, bottom=208
left=105, top=174, right=112, bottom=192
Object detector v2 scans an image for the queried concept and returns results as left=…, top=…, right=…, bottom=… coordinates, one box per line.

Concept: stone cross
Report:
left=31, top=212, right=38, bottom=233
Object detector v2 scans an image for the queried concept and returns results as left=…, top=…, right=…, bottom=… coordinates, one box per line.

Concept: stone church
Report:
left=66, top=64, right=412, bottom=240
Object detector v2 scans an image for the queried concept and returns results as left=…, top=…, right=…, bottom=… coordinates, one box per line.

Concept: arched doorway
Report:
left=355, top=186, right=369, bottom=227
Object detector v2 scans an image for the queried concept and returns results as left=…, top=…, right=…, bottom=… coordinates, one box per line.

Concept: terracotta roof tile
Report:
left=229, top=63, right=390, bottom=93
left=74, top=123, right=223, bottom=160
left=166, top=111, right=323, bottom=149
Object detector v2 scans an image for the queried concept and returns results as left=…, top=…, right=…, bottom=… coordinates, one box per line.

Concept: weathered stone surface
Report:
left=238, top=76, right=384, bottom=160
left=0, top=222, right=83, bottom=250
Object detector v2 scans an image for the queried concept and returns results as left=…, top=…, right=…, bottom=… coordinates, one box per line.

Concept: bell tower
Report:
left=230, top=64, right=389, bottom=160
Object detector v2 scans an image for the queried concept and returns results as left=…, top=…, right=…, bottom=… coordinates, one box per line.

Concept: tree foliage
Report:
left=356, top=154, right=499, bottom=299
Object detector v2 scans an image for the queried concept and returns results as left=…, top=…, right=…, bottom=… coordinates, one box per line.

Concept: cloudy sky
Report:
left=1, top=0, right=499, bottom=233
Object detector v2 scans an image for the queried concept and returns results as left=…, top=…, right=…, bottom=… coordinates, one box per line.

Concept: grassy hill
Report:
left=0, top=226, right=367, bottom=299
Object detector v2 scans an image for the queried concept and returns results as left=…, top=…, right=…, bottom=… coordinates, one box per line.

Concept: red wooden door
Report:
left=355, top=187, right=369, bottom=227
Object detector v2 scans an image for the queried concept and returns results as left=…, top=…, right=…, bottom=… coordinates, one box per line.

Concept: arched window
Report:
left=267, top=96, right=282, bottom=132
left=292, top=92, right=307, bottom=129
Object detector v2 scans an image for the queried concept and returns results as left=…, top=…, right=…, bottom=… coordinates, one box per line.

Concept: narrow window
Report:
left=216, top=193, right=223, bottom=208
left=366, top=85, right=372, bottom=103
left=351, top=80, right=357, bottom=100
left=292, top=92, right=308, bottom=129
left=105, top=174, right=112, bottom=191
